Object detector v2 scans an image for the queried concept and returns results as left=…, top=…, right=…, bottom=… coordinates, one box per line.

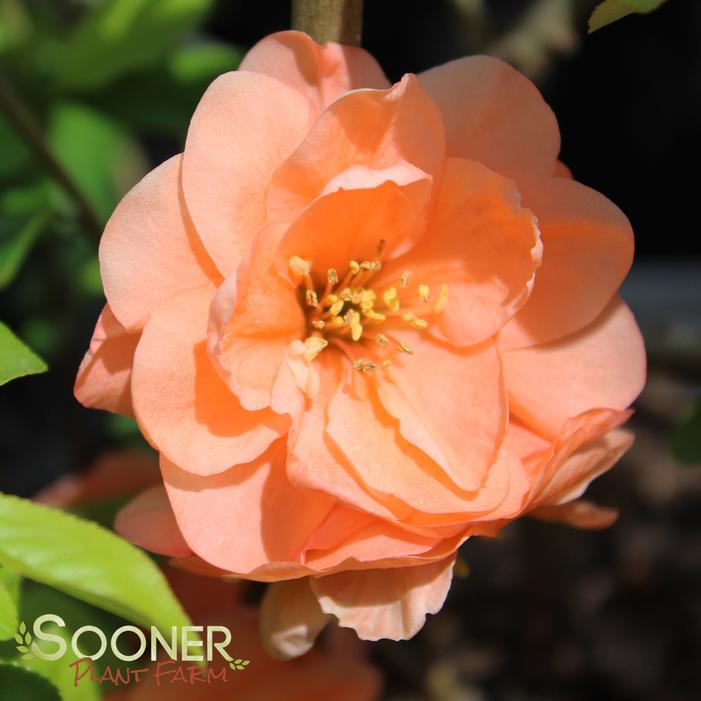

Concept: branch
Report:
left=0, top=78, right=103, bottom=238
left=292, top=0, right=364, bottom=46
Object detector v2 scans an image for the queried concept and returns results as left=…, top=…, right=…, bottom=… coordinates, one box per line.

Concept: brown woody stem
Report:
left=291, top=0, right=364, bottom=46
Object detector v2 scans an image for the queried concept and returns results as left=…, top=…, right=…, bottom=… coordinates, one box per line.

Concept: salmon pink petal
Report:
left=504, top=298, right=646, bottom=437
left=74, top=305, right=139, bottom=416
left=500, top=176, right=634, bottom=349
left=182, top=71, right=313, bottom=276
left=311, top=556, right=456, bottom=640
left=240, top=30, right=389, bottom=112
left=99, top=155, right=219, bottom=332
left=286, top=352, right=403, bottom=521
left=532, top=500, right=618, bottom=529
left=268, top=74, right=444, bottom=222
left=260, top=577, right=332, bottom=660
left=161, top=441, right=335, bottom=576
left=376, top=333, right=505, bottom=492
left=531, top=428, right=634, bottom=508
left=276, top=181, right=428, bottom=286
left=115, top=486, right=193, bottom=558
left=419, top=55, right=559, bottom=176
left=208, top=223, right=305, bottom=411
left=378, top=158, right=541, bottom=346
left=327, top=370, right=503, bottom=515
left=304, top=521, right=441, bottom=572
left=505, top=420, right=550, bottom=460
left=131, top=284, right=287, bottom=475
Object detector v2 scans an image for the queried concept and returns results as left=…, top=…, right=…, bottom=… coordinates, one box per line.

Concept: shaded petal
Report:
left=35, top=450, right=159, bottom=507
left=162, top=440, right=335, bottom=576
left=99, top=155, right=219, bottom=332
left=500, top=176, right=634, bottom=349
left=286, top=351, right=402, bottom=522
left=419, top=55, right=559, bottom=176
left=74, top=305, right=139, bottom=416
left=378, top=158, right=541, bottom=346
left=115, top=486, right=193, bottom=558
left=376, top=333, right=505, bottom=492
left=131, top=284, right=286, bottom=475
left=182, top=71, right=313, bottom=276
left=268, top=74, right=443, bottom=222
left=260, top=577, right=332, bottom=660
left=532, top=499, right=618, bottom=529
left=311, top=556, right=456, bottom=641
left=276, top=180, right=428, bottom=287
left=208, top=223, right=305, bottom=411
left=240, top=30, right=389, bottom=112
left=504, top=297, right=646, bottom=437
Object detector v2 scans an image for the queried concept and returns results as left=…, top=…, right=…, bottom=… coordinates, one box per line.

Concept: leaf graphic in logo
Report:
left=229, top=658, right=251, bottom=671
left=15, top=621, right=33, bottom=660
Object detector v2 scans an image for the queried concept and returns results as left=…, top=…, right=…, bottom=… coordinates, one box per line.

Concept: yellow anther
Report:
left=353, top=358, right=364, bottom=370
left=381, top=360, right=391, bottom=370
left=311, top=320, right=326, bottom=330
left=434, top=283, right=449, bottom=312
left=289, top=256, right=312, bottom=278
left=418, top=284, right=430, bottom=302
left=303, top=336, right=327, bottom=363
left=360, top=289, right=376, bottom=311
left=327, top=268, right=338, bottom=285
left=328, top=299, right=344, bottom=316
left=332, top=316, right=345, bottom=327
left=350, top=310, right=363, bottom=341
left=403, top=312, right=428, bottom=330
left=340, top=288, right=352, bottom=302
left=362, top=362, right=380, bottom=372
left=400, top=270, right=411, bottom=288
left=350, top=288, right=364, bottom=304
left=364, top=309, right=386, bottom=322
left=349, top=261, right=361, bottom=275
left=383, top=287, right=400, bottom=312
left=305, top=289, right=318, bottom=307
left=376, top=334, right=390, bottom=347
left=398, top=341, right=414, bottom=354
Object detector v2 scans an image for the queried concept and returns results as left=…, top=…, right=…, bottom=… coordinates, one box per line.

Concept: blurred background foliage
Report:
left=0, top=1, right=700, bottom=700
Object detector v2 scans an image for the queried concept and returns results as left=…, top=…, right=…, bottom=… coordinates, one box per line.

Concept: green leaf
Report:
left=48, top=102, right=147, bottom=223
left=21, top=620, right=100, bottom=701
left=58, top=0, right=214, bottom=91
left=671, top=399, right=701, bottom=465
left=0, top=663, right=60, bottom=701
left=0, top=322, right=47, bottom=386
left=0, top=205, right=51, bottom=290
left=0, top=584, right=17, bottom=642
left=93, top=41, right=243, bottom=137
left=0, top=494, right=193, bottom=638
left=588, top=0, right=667, bottom=33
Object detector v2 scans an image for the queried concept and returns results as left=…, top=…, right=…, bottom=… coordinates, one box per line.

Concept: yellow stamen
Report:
left=311, top=320, right=325, bottom=330
left=327, top=268, right=338, bottom=285
left=400, top=270, right=411, bottom=288
left=289, top=256, right=312, bottom=278
left=328, top=299, right=344, bottom=317
left=403, top=312, right=428, bottom=330
left=364, top=309, right=386, bottom=322
left=349, top=310, right=363, bottom=341
left=375, top=334, right=390, bottom=347
left=349, top=260, right=361, bottom=275
left=383, top=287, right=400, bottom=312
left=305, top=289, right=318, bottom=307
left=398, top=341, right=413, bottom=354
left=434, top=283, right=449, bottom=312
left=418, top=284, right=430, bottom=302
left=303, top=336, right=327, bottom=363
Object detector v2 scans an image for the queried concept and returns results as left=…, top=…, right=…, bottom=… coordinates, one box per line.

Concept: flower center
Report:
left=289, top=241, right=448, bottom=372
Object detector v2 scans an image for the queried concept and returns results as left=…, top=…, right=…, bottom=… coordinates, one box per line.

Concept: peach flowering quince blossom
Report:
left=75, top=31, right=646, bottom=657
